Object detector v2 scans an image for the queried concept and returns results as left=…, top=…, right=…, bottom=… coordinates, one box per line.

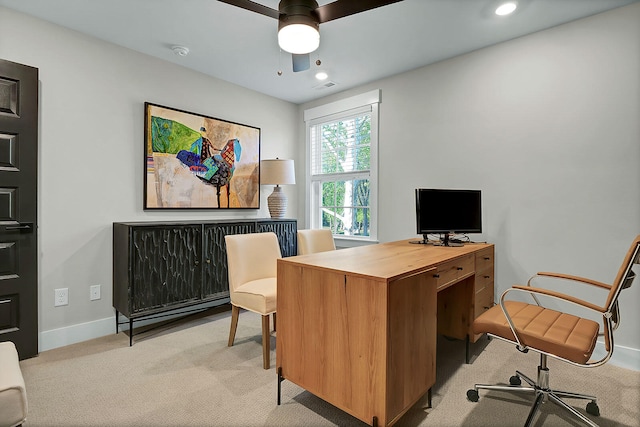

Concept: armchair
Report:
left=467, top=235, right=640, bottom=426
left=297, top=229, right=336, bottom=255
left=225, top=232, right=281, bottom=369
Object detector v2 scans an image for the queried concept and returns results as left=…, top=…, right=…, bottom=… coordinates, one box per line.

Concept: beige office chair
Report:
left=467, top=235, right=640, bottom=427
left=225, top=232, right=281, bottom=369
left=297, top=229, right=336, bottom=255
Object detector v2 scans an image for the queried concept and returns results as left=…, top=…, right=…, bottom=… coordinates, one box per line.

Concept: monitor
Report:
left=414, top=188, right=482, bottom=246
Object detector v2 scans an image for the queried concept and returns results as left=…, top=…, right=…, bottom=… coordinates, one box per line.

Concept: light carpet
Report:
left=18, top=307, right=640, bottom=426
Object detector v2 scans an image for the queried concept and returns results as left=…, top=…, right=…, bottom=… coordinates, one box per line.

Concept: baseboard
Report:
left=593, top=340, right=640, bottom=371
left=39, top=300, right=231, bottom=352
left=39, top=317, right=115, bottom=352
left=38, top=317, right=640, bottom=371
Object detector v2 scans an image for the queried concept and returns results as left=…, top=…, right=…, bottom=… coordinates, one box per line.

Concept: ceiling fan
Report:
left=218, top=0, right=404, bottom=72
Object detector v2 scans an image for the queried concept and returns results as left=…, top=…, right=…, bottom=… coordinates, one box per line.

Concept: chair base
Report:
left=467, top=354, right=600, bottom=427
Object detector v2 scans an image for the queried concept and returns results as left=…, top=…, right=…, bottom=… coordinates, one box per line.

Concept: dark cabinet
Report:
left=113, top=219, right=296, bottom=342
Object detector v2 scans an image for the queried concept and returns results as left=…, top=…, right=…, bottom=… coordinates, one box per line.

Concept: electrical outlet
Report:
left=90, top=284, right=101, bottom=301
left=54, top=288, right=68, bottom=307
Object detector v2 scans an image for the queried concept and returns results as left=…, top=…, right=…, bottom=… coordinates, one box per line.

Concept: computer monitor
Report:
left=414, top=188, right=482, bottom=246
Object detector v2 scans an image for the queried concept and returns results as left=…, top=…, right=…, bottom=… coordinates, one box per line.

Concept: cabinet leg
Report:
left=427, top=387, right=432, bottom=408
left=115, top=310, right=119, bottom=334
left=129, top=318, right=133, bottom=347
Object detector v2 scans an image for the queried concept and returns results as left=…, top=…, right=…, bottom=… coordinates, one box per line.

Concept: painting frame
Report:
left=144, top=102, right=261, bottom=210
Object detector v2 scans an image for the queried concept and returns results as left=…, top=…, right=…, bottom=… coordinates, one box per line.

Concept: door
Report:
left=130, top=225, right=202, bottom=314
left=0, top=59, right=39, bottom=359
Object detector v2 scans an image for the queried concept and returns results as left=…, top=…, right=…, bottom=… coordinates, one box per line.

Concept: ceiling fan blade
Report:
left=316, top=0, right=403, bottom=23
left=292, top=54, right=310, bottom=72
left=217, top=0, right=279, bottom=19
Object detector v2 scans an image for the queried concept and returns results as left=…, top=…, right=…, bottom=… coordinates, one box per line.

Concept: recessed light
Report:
left=315, top=71, right=328, bottom=81
left=495, top=2, right=517, bottom=16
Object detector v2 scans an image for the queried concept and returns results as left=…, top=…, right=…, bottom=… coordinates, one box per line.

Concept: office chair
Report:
left=297, top=229, right=336, bottom=255
left=225, top=232, right=281, bottom=369
left=467, top=235, right=640, bottom=427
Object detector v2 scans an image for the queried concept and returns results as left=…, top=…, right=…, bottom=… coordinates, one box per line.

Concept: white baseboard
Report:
left=39, top=300, right=231, bottom=352
left=39, top=317, right=115, bottom=352
left=38, top=317, right=640, bottom=372
left=593, top=340, right=640, bottom=371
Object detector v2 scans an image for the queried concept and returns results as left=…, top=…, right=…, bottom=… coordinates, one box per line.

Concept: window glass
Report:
left=305, top=91, right=379, bottom=241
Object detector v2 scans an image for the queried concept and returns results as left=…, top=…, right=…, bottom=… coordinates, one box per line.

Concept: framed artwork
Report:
left=144, top=102, right=260, bottom=209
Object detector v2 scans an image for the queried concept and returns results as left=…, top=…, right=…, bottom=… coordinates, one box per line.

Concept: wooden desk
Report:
left=276, top=239, right=494, bottom=427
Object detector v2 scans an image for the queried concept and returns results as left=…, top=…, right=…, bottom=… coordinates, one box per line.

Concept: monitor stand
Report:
left=434, top=233, right=463, bottom=247
left=409, top=234, right=434, bottom=245
left=410, top=233, right=463, bottom=246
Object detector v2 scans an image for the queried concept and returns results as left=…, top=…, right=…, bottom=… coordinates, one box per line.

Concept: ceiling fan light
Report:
left=278, top=23, right=320, bottom=54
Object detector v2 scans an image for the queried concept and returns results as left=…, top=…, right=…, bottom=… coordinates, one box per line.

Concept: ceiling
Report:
left=0, top=0, right=637, bottom=104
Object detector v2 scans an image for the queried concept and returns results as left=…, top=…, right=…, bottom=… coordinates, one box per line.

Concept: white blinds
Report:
left=309, top=107, right=372, bottom=177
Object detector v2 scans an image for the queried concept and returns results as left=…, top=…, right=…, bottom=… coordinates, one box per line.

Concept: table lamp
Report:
left=261, top=158, right=295, bottom=218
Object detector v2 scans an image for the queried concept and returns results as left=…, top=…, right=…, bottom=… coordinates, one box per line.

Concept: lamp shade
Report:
left=261, top=159, right=296, bottom=185
left=278, top=23, right=320, bottom=54
left=277, top=0, right=320, bottom=54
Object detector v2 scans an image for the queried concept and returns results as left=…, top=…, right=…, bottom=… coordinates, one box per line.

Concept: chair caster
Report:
left=586, top=401, right=600, bottom=416
left=467, top=389, right=479, bottom=402
left=509, top=375, right=521, bottom=386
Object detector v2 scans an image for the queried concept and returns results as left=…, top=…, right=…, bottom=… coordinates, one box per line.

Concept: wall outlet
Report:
left=54, top=288, right=69, bottom=307
left=90, top=284, right=101, bottom=301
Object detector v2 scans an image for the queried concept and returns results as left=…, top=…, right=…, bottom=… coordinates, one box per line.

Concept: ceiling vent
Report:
left=314, top=80, right=337, bottom=90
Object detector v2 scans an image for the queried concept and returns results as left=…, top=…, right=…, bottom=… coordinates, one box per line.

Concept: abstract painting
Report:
left=144, top=103, right=260, bottom=209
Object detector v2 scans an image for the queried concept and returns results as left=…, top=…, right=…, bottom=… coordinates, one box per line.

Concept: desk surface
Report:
left=282, top=239, right=492, bottom=281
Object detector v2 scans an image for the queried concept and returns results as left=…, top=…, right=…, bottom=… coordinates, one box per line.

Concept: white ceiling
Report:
left=1, top=0, right=637, bottom=104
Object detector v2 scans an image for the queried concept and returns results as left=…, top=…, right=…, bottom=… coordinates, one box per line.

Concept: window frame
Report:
left=304, top=90, right=380, bottom=245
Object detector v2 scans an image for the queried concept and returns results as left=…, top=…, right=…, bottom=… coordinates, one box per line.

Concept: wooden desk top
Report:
left=279, top=239, right=493, bottom=282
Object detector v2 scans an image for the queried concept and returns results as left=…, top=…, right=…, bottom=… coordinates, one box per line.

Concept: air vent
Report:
left=314, top=80, right=337, bottom=90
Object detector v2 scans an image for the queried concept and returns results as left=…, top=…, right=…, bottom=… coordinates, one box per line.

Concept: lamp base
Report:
left=267, top=186, right=287, bottom=218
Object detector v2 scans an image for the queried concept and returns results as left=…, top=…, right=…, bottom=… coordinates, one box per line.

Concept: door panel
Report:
left=0, top=59, right=39, bottom=359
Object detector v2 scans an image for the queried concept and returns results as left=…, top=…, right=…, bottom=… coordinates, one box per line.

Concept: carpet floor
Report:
left=18, top=307, right=640, bottom=426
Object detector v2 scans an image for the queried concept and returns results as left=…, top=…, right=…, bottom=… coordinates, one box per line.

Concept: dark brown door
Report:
left=0, top=59, right=38, bottom=359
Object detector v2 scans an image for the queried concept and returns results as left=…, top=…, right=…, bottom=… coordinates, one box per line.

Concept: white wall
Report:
left=1, top=3, right=638, bottom=370
left=0, top=8, right=299, bottom=351
left=299, top=3, right=640, bottom=369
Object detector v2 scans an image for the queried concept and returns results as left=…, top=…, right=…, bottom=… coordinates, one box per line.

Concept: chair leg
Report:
left=272, top=312, right=277, bottom=332
left=524, top=391, right=546, bottom=427
left=262, top=314, right=271, bottom=369
left=228, top=305, right=240, bottom=347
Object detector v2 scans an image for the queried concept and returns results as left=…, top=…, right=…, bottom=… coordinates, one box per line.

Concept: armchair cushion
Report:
left=231, top=277, right=277, bottom=315
left=474, top=300, right=599, bottom=364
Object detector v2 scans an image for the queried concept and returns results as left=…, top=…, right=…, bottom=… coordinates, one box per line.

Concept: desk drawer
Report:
left=434, top=254, right=474, bottom=290
left=475, top=266, right=494, bottom=291
left=475, top=280, right=494, bottom=318
left=475, top=246, right=494, bottom=273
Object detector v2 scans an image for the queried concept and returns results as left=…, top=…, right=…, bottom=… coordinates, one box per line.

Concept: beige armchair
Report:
left=297, top=229, right=336, bottom=255
left=225, top=232, right=282, bottom=369
left=467, top=235, right=640, bottom=427
left=0, top=341, right=27, bottom=427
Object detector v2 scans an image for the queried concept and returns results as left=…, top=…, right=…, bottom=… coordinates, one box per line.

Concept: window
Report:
left=304, top=90, right=379, bottom=243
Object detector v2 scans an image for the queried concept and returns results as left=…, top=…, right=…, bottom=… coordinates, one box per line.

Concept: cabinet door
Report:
left=257, top=220, right=297, bottom=257
left=131, top=225, right=202, bottom=314
left=202, top=222, right=255, bottom=299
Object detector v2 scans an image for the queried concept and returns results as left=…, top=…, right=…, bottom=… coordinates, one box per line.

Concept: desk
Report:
left=276, top=239, right=494, bottom=427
